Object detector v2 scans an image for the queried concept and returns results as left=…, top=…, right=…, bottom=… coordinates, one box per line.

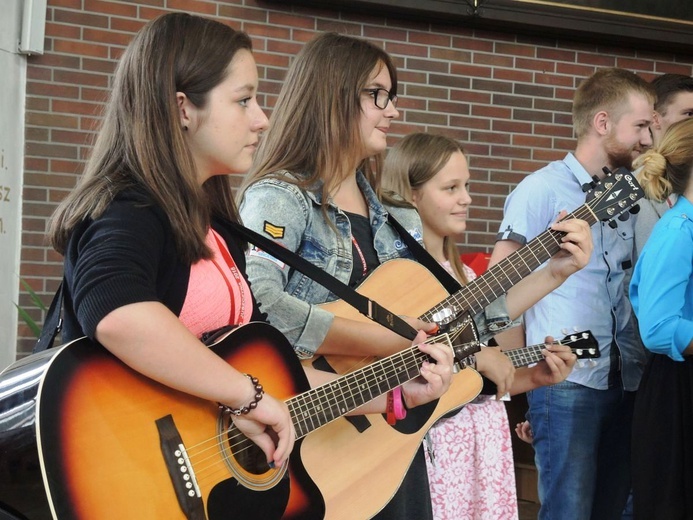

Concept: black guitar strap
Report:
left=34, top=278, right=65, bottom=353
left=386, top=214, right=462, bottom=293
left=33, top=217, right=427, bottom=354
left=227, top=220, right=418, bottom=341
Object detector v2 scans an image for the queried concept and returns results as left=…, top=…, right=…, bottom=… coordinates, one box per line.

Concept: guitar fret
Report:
left=288, top=346, right=429, bottom=439
left=422, top=210, right=597, bottom=322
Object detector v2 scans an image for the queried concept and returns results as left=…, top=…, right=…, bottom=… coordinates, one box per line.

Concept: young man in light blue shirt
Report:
left=490, top=68, right=654, bottom=520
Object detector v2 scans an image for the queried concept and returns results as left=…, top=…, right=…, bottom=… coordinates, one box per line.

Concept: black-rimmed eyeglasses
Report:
left=362, top=88, right=398, bottom=109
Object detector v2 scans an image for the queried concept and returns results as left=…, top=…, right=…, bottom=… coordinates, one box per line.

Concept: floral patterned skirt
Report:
left=424, top=398, right=518, bottom=520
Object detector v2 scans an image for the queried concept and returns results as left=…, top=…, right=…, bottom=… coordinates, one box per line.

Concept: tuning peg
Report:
left=618, top=212, right=631, bottom=222
left=602, top=166, right=612, bottom=176
left=588, top=359, right=597, bottom=367
left=629, top=205, right=640, bottom=215
left=561, top=328, right=569, bottom=335
left=608, top=220, right=618, bottom=229
left=581, top=182, right=595, bottom=193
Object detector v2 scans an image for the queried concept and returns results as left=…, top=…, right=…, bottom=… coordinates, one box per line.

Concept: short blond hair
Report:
left=572, top=68, right=655, bottom=138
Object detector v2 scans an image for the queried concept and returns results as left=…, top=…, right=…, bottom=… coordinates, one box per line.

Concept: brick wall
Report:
left=17, top=0, right=693, bottom=355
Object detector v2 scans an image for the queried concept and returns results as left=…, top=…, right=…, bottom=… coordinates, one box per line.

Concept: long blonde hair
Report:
left=634, top=118, right=693, bottom=201
left=239, top=32, right=398, bottom=204
left=382, top=133, right=469, bottom=285
left=49, top=13, right=251, bottom=263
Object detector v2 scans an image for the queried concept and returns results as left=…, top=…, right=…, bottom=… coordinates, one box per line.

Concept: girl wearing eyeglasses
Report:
left=239, top=32, right=590, bottom=519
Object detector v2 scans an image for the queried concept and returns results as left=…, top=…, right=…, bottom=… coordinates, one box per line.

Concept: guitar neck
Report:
left=287, top=343, right=428, bottom=439
left=502, top=343, right=551, bottom=368
left=421, top=205, right=596, bottom=322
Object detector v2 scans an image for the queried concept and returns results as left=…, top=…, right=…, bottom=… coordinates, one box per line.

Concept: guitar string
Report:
left=183, top=346, right=425, bottom=479
left=185, top=352, right=427, bottom=486
left=186, top=182, right=620, bottom=462
left=183, top=328, right=472, bottom=487
left=424, top=178, right=634, bottom=321
left=422, top=206, right=590, bottom=322
left=185, top=187, right=622, bottom=485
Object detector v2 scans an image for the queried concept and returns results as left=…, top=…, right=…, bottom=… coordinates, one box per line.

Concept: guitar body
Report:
left=299, top=368, right=482, bottom=520
left=298, top=258, right=483, bottom=519
left=0, top=323, right=325, bottom=520
left=315, top=258, right=478, bottom=417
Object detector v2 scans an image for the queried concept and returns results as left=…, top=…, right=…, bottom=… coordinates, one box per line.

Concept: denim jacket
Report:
left=239, top=171, right=511, bottom=358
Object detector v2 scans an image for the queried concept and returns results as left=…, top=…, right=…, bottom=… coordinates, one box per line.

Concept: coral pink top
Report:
left=179, top=229, right=252, bottom=338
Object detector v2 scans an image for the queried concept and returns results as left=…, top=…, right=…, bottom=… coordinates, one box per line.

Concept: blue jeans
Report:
left=527, top=381, right=635, bottom=520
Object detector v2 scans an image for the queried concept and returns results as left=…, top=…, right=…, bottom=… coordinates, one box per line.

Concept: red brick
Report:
left=430, top=47, right=472, bottom=63
left=495, top=42, right=535, bottom=58
left=110, top=17, right=147, bottom=33
left=167, top=0, right=216, bottom=15
left=220, top=5, right=269, bottom=23
left=537, top=48, right=576, bottom=62
left=474, top=53, right=513, bottom=68
left=404, top=110, right=448, bottom=126
left=54, top=69, right=109, bottom=88
left=52, top=99, right=102, bottom=116
left=84, top=0, right=138, bottom=17
left=409, top=32, right=451, bottom=48
left=385, top=42, right=428, bottom=58
left=449, top=115, right=491, bottom=130
left=450, top=63, right=493, bottom=78
left=53, top=9, right=109, bottom=28
left=26, top=112, right=79, bottom=129
left=363, top=26, right=408, bottom=42
left=655, top=62, right=693, bottom=75
left=616, top=58, right=655, bottom=73
left=46, top=21, right=81, bottom=39
left=452, top=35, right=494, bottom=53
left=82, top=27, right=134, bottom=46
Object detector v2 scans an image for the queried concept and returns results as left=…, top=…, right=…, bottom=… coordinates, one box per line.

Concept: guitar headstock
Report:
left=558, top=330, right=600, bottom=359
left=583, top=167, right=643, bottom=226
left=439, top=312, right=482, bottom=371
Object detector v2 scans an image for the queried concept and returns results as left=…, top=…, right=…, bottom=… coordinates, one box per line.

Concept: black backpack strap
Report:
left=387, top=214, right=462, bottom=293
left=228, top=221, right=417, bottom=341
left=34, top=279, right=65, bottom=353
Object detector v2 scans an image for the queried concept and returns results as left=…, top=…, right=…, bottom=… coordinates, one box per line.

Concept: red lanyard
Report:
left=352, top=236, right=368, bottom=278
left=211, top=232, right=247, bottom=324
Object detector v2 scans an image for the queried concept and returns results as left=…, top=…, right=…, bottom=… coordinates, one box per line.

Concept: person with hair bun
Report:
left=629, top=117, right=693, bottom=519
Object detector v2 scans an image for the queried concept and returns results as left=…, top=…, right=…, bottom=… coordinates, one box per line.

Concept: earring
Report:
left=183, top=125, right=188, bottom=131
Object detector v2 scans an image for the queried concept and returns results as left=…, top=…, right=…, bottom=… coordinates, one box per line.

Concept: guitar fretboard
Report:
left=420, top=205, right=595, bottom=322
left=288, top=345, right=423, bottom=438
left=286, top=334, right=477, bottom=439
left=502, top=343, right=555, bottom=368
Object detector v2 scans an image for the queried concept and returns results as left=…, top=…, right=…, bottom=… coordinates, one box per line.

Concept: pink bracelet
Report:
left=392, top=386, right=407, bottom=420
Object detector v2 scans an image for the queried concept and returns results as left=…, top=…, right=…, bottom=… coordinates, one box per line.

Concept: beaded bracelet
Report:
left=219, top=373, right=264, bottom=416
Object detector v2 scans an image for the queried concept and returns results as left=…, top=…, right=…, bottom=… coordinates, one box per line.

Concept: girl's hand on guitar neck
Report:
left=510, top=336, right=578, bottom=395
left=475, top=347, right=515, bottom=400
left=400, top=330, right=455, bottom=408
left=231, top=394, right=296, bottom=469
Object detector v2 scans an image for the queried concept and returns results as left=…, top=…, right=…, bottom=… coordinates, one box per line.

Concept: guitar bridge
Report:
left=156, top=414, right=205, bottom=520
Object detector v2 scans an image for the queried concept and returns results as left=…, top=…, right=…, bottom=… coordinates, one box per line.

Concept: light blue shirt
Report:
left=630, top=196, right=693, bottom=361
left=496, top=153, right=645, bottom=391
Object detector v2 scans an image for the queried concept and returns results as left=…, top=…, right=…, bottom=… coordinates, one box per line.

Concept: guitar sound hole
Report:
left=225, top=425, right=271, bottom=475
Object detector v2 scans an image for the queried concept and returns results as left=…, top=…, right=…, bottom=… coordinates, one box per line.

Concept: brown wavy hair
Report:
left=239, top=32, right=398, bottom=204
left=49, top=12, right=252, bottom=263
